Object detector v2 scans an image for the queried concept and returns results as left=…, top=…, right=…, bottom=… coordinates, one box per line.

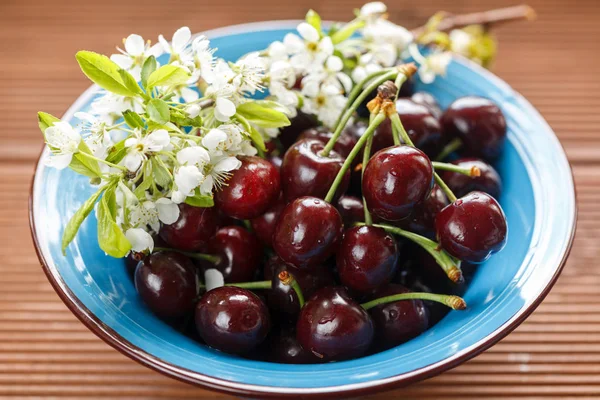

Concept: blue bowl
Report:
left=29, top=22, right=577, bottom=398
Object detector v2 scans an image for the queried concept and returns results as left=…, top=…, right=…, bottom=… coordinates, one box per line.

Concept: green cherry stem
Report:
left=389, top=112, right=458, bottom=202
left=278, top=270, right=305, bottom=308
left=435, top=138, right=463, bottom=161
left=324, top=112, right=387, bottom=203
left=153, top=247, right=221, bottom=264
left=356, top=222, right=463, bottom=283
left=362, top=133, right=374, bottom=225
left=225, top=281, right=272, bottom=290
left=321, top=70, right=397, bottom=157
left=361, top=292, right=466, bottom=311
left=432, top=161, right=481, bottom=177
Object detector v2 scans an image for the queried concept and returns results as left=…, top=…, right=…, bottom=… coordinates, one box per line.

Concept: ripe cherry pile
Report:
left=129, top=71, right=508, bottom=363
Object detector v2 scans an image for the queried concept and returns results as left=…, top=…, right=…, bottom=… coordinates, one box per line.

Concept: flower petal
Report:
left=202, top=128, right=227, bottom=151
left=215, top=97, right=236, bottom=121
left=176, top=146, right=210, bottom=166
left=124, top=152, right=143, bottom=172
left=297, top=22, right=319, bottom=43
left=155, top=198, right=180, bottom=225
left=45, top=153, right=73, bottom=170
left=214, top=156, right=241, bottom=172
left=172, top=27, right=191, bottom=53
left=326, top=56, right=343, bottom=72
left=124, top=34, right=146, bottom=57
left=110, top=54, right=133, bottom=69
left=175, top=165, right=203, bottom=194
left=146, top=129, right=171, bottom=149
left=126, top=228, right=154, bottom=252
left=204, top=268, right=224, bottom=291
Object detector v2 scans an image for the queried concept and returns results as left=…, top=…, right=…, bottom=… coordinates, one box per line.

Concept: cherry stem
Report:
left=278, top=270, right=305, bottom=308
left=361, top=292, right=466, bottom=311
left=224, top=281, right=272, bottom=290
left=389, top=113, right=458, bottom=203
left=411, top=4, right=536, bottom=36
left=362, top=115, right=375, bottom=225
left=434, top=172, right=458, bottom=203
left=357, top=222, right=463, bottom=283
left=324, top=112, right=387, bottom=203
left=321, top=70, right=397, bottom=157
left=435, top=138, right=463, bottom=161
left=334, top=69, right=392, bottom=129
left=432, top=161, right=480, bottom=177
left=153, top=247, right=221, bottom=264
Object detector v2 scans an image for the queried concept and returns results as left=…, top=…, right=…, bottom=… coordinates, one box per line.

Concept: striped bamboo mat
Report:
left=2, top=0, right=598, bottom=398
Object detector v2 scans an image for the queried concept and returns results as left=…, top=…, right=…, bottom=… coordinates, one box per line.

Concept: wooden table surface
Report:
left=2, top=0, right=599, bottom=398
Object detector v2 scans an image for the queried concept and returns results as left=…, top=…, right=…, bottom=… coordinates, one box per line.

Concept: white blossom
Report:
left=359, top=2, right=388, bottom=21
left=202, top=125, right=243, bottom=157
left=158, top=27, right=193, bottom=65
left=125, top=228, right=154, bottom=253
left=123, top=129, right=171, bottom=172
left=284, top=23, right=334, bottom=74
left=363, top=19, right=413, bottom=50
left=111, top=34, right=163, bottom=81
left=409, top=44, right=451, bottom=84
left=44, top=121, right=82, bottom=170
left=233, top=52, right=265, bottom=95
left=190, top=35, right=216, bottom=80
left=301, top=83, right=347, bottom=128
left=450, top=29, right=473, bottom=57
left=303, top=55, right=353, bottom=93
left=129, top=197, right=180, bottom=232
left=90, top=91, right=144, bottom=124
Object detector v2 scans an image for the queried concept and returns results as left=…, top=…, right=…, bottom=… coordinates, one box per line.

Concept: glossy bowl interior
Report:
left=30, top=22, right=576, bottom=398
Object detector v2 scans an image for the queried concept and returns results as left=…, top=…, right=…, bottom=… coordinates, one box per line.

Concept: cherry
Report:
left=125, top=252, right=144, bottom=276
left=336, top=195, right=365, bottom=227
left=441, top=157, right=502, bottom=199
left=215, top=156, right=280, bottom=220
left=373, top=99, right=444, bottom=158
left=250, top=195, right=285, bottom=247
left=280, top=139, right=350, bottom=202
left=441, top=96, right=507, bottom=160
left=368, top=284, right=429, bottom=351
left=134, top=251, right=197, bottom=319
left=279, top=110, right=319, bottom=150
left=411, top=91, right=442, bottom=119
left=267, top=154, right=283, bottom=172
left=298, top=126, right=358, bottom=158
left=272, top=197, right=344, bottom=269
left=436, top=191, right=508, bottom=263
left=296, top=286, right=374, bottom=361
left=267, top=265, right=304, bottom=317
left=397, top=184, right=448, bottom=239
left=336, top=226, right=399, bottom=294
left=159, top=203, right=217, bottom=252
left=195, top=286, right=270, bottom=354
left=200, top=226, right=262, bottom=283
left=362, top=146, right=434, bottom=221
left=268, top=327, right=318, bottom=364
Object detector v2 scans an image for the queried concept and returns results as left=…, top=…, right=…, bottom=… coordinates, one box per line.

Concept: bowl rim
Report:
left=29, top=20, right=577, bottom=399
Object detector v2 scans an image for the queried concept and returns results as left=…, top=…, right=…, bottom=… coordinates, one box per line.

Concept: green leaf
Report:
left=118, top=69, right=142, bottom=96
left=330, top=20, right=365, bottom=44
left=146, top=65, right=190, bottom=90
left=249, top=126, right=267, bottom=152
left=97, top=186, right=131, bottom=258
left=305, top=10, right=322, bottom=35
left=235, top=102, right=291, bottom=129
left=37, top=112, right=60, bottom=133
left=134, top=162, right=153, bottom=198
left=72, top=140, right=102, bottom=177
left=147, top=99, right=170, bottom=124
left=169, top=108, right=202, bottom=128
left=75, top=51, right=138, bottom=97
left=141, top=56, right=157, bottom=89
left=105, top=139, right=127, bottom=164
left=61, top=185, right=106, bottom=255
left=185, top=189, right=214, bottom=208
left=152, top=157, right=172, bottom=187
left=122, top=110, right=144, bottom=129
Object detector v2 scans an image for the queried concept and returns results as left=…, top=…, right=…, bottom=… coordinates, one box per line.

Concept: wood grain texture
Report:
left=2, top=0, right=598, bottom=398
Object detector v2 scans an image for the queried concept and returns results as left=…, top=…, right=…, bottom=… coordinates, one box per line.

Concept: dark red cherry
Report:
left=134, top=251, right=197, bottom=319
left=250, top=195, right=285, bottom=247
left=268, top=327, right=318, bottom=364
left=264, top=140, right=278, bottom=155
left=362, top=146, right=434, bottom=221
left=125, top=252, right=145, bottom=276
left=441, top=96, right=507, bottom=160
left=336, top=195, right=365, bottom=227
left=280, top=139, right=349, bottom=202
left=368, top=284, right=429, bottom=351
left=411, top=91, right=442, bottom=119
left=267, top=154, right=283, bottom=172
left=397, top=184, right=448, bottom=239
left=336, top=226, right=399, bottom=294
left=296, top=286, right=374, bottom=361
left=436, top=191, right=508, bottom=262
left=279, top=110, right=319, bottom=150
left=201, top=226, right=262, bottom=283
left=373, top=99, right=444, bottom=158
left=215, top=156, right=280, bottom=220
left=298, top=126, right=358, bottom=158
left=441, top=157, right=502, bottom=199
left=272, top=197, right=344, bottom=269
left=159, top=203, right=218, bottom=252
left=267, top=264, right=304, bottom=317
left=195, top=286, right=270, bottom=354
